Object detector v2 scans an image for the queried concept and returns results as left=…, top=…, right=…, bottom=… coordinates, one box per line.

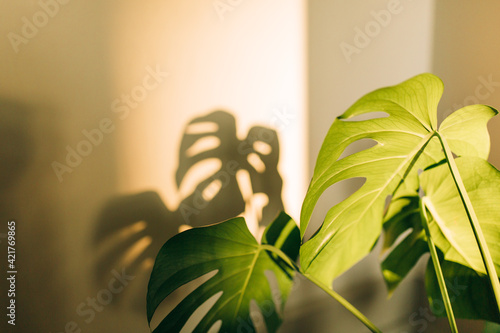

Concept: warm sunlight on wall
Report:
left=108, top=0, right=307, bottom=226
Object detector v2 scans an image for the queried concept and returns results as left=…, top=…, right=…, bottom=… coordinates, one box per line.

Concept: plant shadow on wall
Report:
left=93, top=110, right=284, bottom=311
left=146, top=74, right=500, bottom=333
left=0, top=99, right=35, bottom=195
left=0, top=98, right=36, bottom=328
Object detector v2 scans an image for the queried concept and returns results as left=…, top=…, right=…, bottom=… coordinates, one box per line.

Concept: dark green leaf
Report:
left=381, top=229, right=427, bottom=294
left=426, top=258, right=500, bottom=323
left=484, top=321, right=500, bottom=332
left=147, top=212, right=300, bottom=333
left=380, top=183, right=428, bottom=293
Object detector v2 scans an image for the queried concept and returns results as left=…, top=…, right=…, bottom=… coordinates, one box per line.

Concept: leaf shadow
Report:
left=93, top=110, right=284, bottom=312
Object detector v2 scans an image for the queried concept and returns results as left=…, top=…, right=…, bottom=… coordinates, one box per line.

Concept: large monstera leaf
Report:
left=147, top=213, right=300, bottom=333
left=300, top=73, right=498, bottom=287
left=300, top=74, right=443, bottom=284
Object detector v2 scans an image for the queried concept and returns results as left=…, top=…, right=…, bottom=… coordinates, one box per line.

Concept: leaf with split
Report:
left=300, top=72, right=498, bottom=288
left=380, top=103, right=498, bottom=294
left=146, top=212, right=300, bottom=333
left=300, top=73, right=445, bottom=285
left=382, top=182, right=421, bottom=252
left=420, top=157, right=500, bottom=276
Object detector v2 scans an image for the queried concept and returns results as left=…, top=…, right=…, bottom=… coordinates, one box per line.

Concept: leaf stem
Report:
left=302, top=273, right=383, bottom=333
left=261, top=244, right=382, bottom=333
left=261, top=244, right=300, bottom=271
left=436, top=132, right=500, bottom=310
left=420, top=198, right=458, bottom=333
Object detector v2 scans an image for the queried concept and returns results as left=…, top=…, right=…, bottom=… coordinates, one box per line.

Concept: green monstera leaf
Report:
left=382, top=158, right=500, bottom=322
left=147, top=212, right=300, bottom=333
left=421, top=157, right=500, bottom=276
left=300, top=73, right=498, bottom=287
left=380, top=102, right=499, bottom=293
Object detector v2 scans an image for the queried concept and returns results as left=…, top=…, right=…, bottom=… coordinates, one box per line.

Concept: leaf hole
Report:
left=384, top=194, right=393, bottom=213
left=178, top=158, right=222, bottom=198
left=236, top=169, right=253, bottom=200
left=207, top=320, right=222, bottom=333
left=249, top=299, right=269, bottom=333
left=380, top=228, right=414, bottom=262
left=337, top=138, right=378, bottom=161
left=303, top=177, right=366, bottom=242
left=241, top=192, right=269, bottom=240
left=248, top=153, right=266, bottom=173
left=186, top=136, right=221, bottom=157
left=202, top=179, right=223, bottom=201
left=253, top=141, right=272, bottom=155
left=95, top=221, right=147, bottom=258
left=236, top=169, right=269, bottom=238
left=118, top=235, right=152, bottom=268
left=341, top=111, right=389, bottom=122
left=185, top=121, right=219, bottom=135
left=264, top=270, right=283, bottom=317
left=180, top=291, right=223, bottom=333
left=149, top=269, right=219, bottom=330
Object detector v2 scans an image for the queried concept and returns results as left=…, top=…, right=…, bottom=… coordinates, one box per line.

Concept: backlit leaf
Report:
left=147, top=212, right=300, bottom=333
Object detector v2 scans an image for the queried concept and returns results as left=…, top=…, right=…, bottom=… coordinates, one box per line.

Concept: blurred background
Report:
left=1, top=0, right=500, bottom=332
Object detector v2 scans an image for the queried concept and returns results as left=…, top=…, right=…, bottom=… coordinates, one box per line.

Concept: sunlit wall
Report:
left=109, top=1, right=307, bottom=222
left=0, top=1, right=306, bottom=332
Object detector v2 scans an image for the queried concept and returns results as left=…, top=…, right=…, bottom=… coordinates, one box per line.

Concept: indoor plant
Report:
left=146, top=73, right=500, bottom=332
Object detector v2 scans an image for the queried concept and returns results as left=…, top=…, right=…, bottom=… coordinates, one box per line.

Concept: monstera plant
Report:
left=146, top=74, right=500, bottom=332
